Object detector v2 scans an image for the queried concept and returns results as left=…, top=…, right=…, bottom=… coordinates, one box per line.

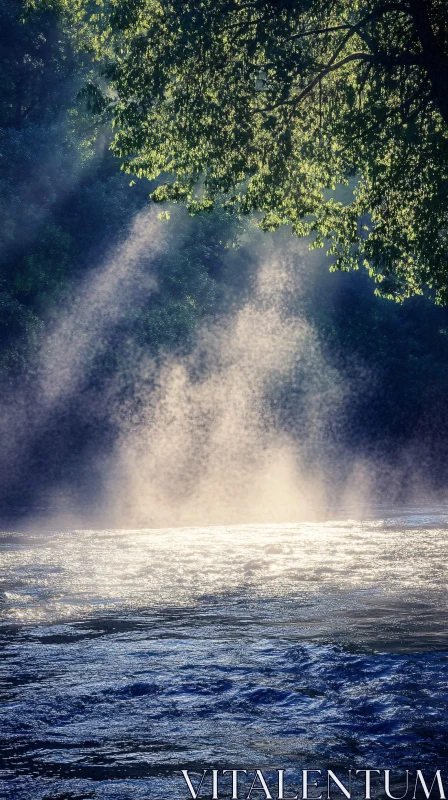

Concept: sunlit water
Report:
left=1, top=509, right=448, bottom=799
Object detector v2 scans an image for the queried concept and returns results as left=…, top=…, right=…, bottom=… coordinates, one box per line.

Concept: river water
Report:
left=1, top=509, right=448, bottom=799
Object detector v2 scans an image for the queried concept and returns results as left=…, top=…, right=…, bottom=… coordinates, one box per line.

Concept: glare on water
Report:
left=2, top=509, right=448, bottom=800
left=1, top=509, right=448, bottom=649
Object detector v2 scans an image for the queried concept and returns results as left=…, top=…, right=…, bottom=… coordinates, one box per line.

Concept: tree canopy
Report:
left=61, top=0, right=448, bottom=302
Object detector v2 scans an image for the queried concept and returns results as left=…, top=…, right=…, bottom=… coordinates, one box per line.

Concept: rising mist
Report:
left=0, top=206, right=447, bottom=526
left=106, top=251, right=346, bottom=526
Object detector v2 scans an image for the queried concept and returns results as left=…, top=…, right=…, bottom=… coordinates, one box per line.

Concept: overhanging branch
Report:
left=254, top=52, right=423, bottom=114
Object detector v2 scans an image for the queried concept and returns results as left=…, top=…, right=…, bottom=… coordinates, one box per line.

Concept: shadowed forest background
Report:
left=2, top=0, right=448, bottom=520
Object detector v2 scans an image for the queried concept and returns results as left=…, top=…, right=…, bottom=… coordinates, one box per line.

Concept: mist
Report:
left=0, top=211, right=344, bottom=524
left=0, top=203, right=447, bottom=526
left=105, top=249, right=346, bottom=527
left=0, top=207, right=164, bottom=516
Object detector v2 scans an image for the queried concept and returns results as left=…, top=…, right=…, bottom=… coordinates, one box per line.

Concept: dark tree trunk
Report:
left=408, top=0, right=448, bottom=126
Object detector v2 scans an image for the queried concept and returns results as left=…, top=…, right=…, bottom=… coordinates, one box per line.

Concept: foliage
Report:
left=0, top=0, right=250, bottom=377
left=61, top=0, right=448, bottom=302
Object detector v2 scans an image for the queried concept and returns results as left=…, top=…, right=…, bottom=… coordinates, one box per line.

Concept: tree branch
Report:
left=320, top=3, right=410, bottom=74
left=254, top=52, right=423, bottom=114
left=284, top=24, right=352, bottom=43
left=295, top=51, right=421, bottom=101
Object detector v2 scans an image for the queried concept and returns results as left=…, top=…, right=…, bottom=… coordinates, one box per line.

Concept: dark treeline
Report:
left=1, top=0, right=448, bottom=515
left=0, top=0, right=245, bottom=371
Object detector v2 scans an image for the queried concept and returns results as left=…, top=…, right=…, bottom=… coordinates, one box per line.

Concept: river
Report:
left=1, top=509, right=448, bottom=799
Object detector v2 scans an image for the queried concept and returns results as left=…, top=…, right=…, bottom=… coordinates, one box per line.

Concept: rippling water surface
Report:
left=1, top=509, right=448, bottom=799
